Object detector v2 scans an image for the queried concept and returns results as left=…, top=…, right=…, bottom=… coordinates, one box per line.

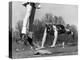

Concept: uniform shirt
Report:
left=46, top=24, right=66, bottom=35
left=21, top=4, right=32, bottom=34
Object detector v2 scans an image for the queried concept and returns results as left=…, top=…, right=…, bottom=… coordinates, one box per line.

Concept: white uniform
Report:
left=50, top=25, right=58, bottom=47
left=41, top=28, right=47, bottom=48
left=21, top=4, right=32, bottom=34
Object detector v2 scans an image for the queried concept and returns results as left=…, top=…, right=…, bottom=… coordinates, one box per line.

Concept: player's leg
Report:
left=41, top=28, right=47, bottom=48
left=50, top=26, right=58, bottom=47
left=35, top=28, right=47, bottom=50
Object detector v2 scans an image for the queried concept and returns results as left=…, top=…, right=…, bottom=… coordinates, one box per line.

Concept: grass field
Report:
left=12, top=41, right=78, bottom=59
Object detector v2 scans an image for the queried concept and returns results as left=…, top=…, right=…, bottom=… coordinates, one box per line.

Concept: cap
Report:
left=22, top=2, right=30, bottom=7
